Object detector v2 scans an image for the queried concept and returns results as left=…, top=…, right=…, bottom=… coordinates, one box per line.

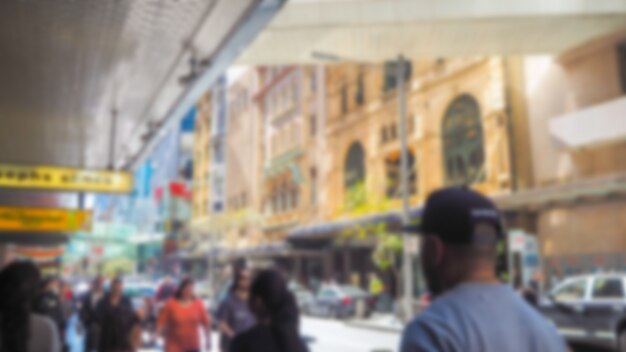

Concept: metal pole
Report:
left=108, top=108, right=118, bottom=170
left=398, top=54, right=414, bottom=321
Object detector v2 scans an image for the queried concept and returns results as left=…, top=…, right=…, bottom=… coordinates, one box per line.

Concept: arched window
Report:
left=344, top=142, right=366, bottom=190
left=442, top=95, right=485, bottom=185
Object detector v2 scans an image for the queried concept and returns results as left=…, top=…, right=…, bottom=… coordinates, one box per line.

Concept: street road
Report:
left=302, top=317, right=400, bottom=352
left=69, top=316, right=399, bottom=352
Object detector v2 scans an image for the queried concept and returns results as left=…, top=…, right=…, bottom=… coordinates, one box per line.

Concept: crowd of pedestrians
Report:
left=0, top=186, right=571, bottom=352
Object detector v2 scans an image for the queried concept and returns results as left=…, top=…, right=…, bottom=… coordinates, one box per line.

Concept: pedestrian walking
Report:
left=400, top=187, right=567, bottom=352
left=156, top=276, right=177, bottom=304
left=95, top=278, right=141, bottom=352
left=157, top=278, right=212, bottom=352
left=231, top=269, right=307, bottom=352
left=35, top=277, right=67, bottom=347
left=59, top=280, right=74, bottom=323
left=80, top=277, right=105, bottom=352
left=0, top=261, right=61, bottom=352
left=217, top=267, right=256, bottom=352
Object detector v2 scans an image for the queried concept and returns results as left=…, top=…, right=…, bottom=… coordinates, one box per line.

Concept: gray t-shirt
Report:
left=400, top=283, right=566, bottom=352
left=29, top=314, right=61, bottom=352
left=218, top=292, right=256, bottom=351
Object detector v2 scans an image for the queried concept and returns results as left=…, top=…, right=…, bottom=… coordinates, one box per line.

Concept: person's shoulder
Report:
left=30, top=313, right=58, bottom=334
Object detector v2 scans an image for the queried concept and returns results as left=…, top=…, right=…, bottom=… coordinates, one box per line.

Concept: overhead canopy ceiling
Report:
left=238, top=0, right=626, bottom=65
left=0, top=0, right=284, bottom=170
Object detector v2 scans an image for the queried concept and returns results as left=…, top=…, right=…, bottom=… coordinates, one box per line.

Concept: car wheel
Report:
left=619, top=329, right=626, bottom=352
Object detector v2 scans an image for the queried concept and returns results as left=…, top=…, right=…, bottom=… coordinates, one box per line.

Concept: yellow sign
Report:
left=0, top=206, right=92, bottom=233
left=0, top=164, right=132, bottom=193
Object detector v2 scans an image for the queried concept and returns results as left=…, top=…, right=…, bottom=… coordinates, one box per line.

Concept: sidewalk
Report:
left=345, top=313, right=404, bottom=334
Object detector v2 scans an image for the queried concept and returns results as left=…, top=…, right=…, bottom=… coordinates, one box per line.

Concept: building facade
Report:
left=283, top=57, right=518, bottom=288
left=224, top=68, right=262, bottom=248
left=192, top=92, right=212, bottom=222
left=500, top=30, right=626, bottom=281
left=257, top=66, right=326, bottom=241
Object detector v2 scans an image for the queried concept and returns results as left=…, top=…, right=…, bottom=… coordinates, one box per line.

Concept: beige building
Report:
left=223, top=68, right=262, bottom=248
left=499, top=30, right=626, bottom=277
left=323, top=58, right=516, bottom=219
left=282, top=58, right=520, bottom=285
left=256, top=66, right=325, bottom=242
left=192, top=92, right=212, bottom=222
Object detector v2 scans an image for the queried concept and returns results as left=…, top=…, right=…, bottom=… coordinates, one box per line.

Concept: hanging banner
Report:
left=14, top=246, right=65, bottom=260
left=0, top=206, right=92, bottom=232
left=0, top=163, right=132, bottom=193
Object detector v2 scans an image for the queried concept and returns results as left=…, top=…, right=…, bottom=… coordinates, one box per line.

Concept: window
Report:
left=442, top=95, right=485, bottom=185
left=213, top=142, right=224, bottom=164
left=310, top=113, right=317, bottom=137
left=290, top=186, right=299, bottom=209
left=592, top=278, right=624, bottom=299
left=381, top=127, right=388, bottom=144
left=389, top=123, right=398, bottom=140
left=618, top=40, right=626, bottom=94
left=355, top=71, right=365, bottom=105
left=385, top=151, right=417, bottom=198
left=310, top=168, right=317, bottom=206
left=553, top=278, right=587, bottom=302
left=310, top=70, right=317, bottom=93
left=340, top=83, right=348, bottom=115
left=383, top=60, right=412, bottom=92
left=344, top=142, right=366, bottom=190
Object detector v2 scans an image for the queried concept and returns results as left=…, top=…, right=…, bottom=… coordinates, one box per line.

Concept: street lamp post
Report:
left=397, top=55, right=414, bottom=321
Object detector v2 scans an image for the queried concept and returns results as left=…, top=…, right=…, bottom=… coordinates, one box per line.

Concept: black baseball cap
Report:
left=404, top=186, right=505, bottom=245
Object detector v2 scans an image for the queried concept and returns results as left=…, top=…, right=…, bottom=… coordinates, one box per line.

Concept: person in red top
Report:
left=157, top=278, right=212, bottom=352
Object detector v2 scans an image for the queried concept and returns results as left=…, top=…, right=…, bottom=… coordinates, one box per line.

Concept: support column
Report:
left=343, top=247, right=352, bottom=285
left=323, top=250, right=333, bottom=281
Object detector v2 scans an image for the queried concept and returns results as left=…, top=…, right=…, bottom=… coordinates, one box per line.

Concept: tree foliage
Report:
left=340, top=181, right=403, bottom=271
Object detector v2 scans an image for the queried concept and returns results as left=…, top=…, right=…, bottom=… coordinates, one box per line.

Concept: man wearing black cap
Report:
left=400, top=187, right=566, bottom=352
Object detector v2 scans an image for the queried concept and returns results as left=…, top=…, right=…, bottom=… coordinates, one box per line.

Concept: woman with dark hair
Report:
left=157, top=278, right=212, bottom=352
left=95, top=277, right=141, bottom=352
left=217, top=267, right=256, bottom=352
left=0, top=261, right=61, bottom=352
left=231, top=269, right=307, bottom=352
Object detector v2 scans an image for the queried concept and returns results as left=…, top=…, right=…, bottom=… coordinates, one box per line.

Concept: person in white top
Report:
left=0, top=261, right=61, bottom=352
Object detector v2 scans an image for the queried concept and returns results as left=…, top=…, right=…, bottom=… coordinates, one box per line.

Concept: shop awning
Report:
left=0, top=232, right=69, bottom=246
left=287, top=208, right=422, bottom=241
left=549, top=96, right=626, bottom=149
left=227, top=241, right=291, bottom=258
left=494, top=173, right=626, bottom=211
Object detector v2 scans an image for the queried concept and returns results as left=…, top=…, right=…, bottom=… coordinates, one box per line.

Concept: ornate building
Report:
left=192, top=92, right=212, bottom=222
left=282, top=58, right=519, bottom=286
left=256, top=66, right=325, bottom=242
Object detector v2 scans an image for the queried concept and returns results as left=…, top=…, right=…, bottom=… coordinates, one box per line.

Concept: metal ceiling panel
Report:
left=0, top=0, right=283, bottom=170
left=237, top=0, right=626, bottom=65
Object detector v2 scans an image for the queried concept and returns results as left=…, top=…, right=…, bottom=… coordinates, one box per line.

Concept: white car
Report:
left=540, top=273, right=626, bottom=351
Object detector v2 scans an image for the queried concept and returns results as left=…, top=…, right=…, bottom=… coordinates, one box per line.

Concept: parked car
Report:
left=288, top=282, right=315, bottom=314
left=308, top=285, right=374, bottom=319
left=539, top=273, right=626, bottom=351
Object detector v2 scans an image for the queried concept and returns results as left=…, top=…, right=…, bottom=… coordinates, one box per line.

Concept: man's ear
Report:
left=422, top=236, right=445, bottom=266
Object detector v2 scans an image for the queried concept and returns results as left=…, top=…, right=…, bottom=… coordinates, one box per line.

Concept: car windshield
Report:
left=124, top=285, right=155, bottom=298
left=341, top=286, right=366, bottom=296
